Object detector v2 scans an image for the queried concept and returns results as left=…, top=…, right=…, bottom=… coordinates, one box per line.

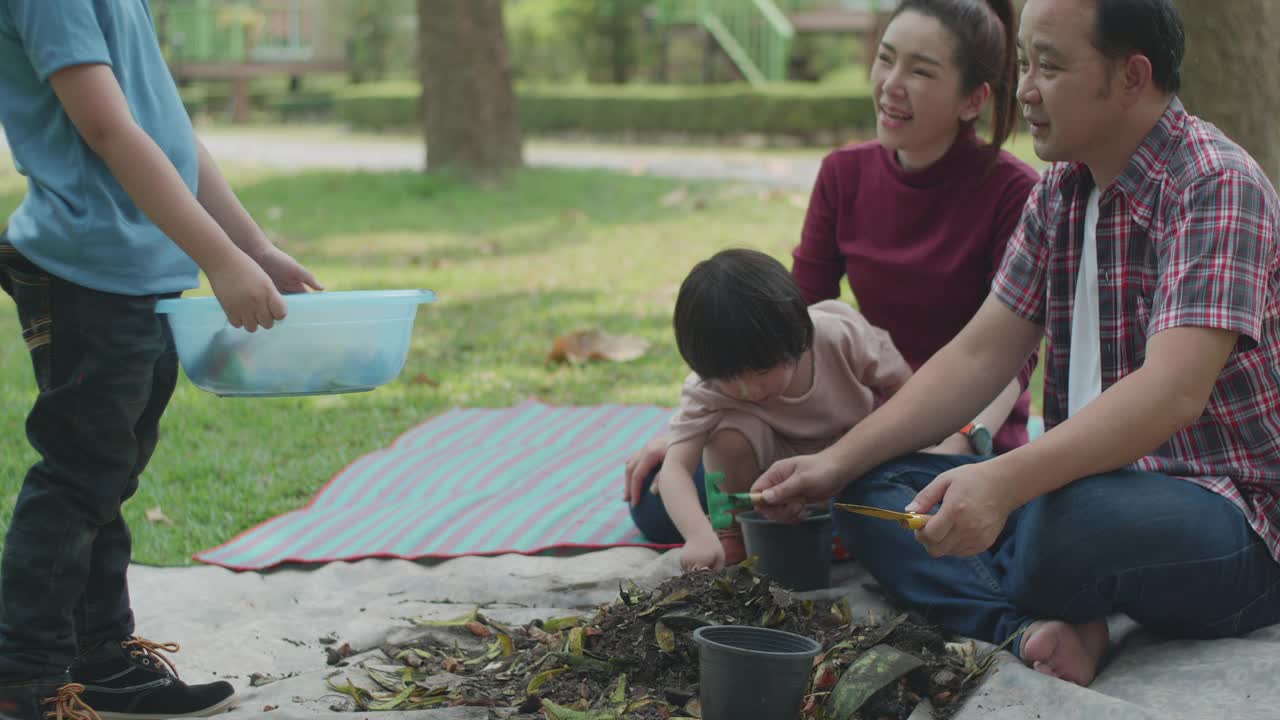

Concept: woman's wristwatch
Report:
left=959, top=421, right=993, bottom=456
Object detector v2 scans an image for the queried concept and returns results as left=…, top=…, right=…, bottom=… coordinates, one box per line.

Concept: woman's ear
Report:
left=959, top=81, right=992, bottom=123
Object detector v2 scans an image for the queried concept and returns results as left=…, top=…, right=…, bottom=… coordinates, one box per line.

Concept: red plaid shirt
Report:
left=994, top=98, right=1280, bottom=562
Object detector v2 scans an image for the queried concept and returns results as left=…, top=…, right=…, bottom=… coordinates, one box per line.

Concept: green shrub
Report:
left=332, top=82, right=421, bottom=132
left=334, top=82, right=876, bottom=139
left=270, top=91, right=338, bottom=122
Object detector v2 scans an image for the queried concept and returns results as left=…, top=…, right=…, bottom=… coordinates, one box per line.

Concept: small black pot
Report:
left=693, top=624, right=822, bottom=720
left=737, top=510, right=832, bottom=591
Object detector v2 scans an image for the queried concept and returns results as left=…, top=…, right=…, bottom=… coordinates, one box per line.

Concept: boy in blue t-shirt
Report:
left=0, top=2, right=322, bottom=718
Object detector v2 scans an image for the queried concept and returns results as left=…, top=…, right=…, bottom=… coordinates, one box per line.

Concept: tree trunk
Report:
left=1179, top=1, right=1280, bottom=187
left=417, top=0, right=523, bottom=183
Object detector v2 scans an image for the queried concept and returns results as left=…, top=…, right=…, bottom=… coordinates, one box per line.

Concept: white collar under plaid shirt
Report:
left=993, top=97, right=1280, bottom=562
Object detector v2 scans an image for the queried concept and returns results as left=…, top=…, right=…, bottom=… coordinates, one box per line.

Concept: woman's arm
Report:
left=927, top=377, right=1021, bottom=454
left=792, top=154, right=849, bottom=303
left=927, top=164, right=1041, bottom=454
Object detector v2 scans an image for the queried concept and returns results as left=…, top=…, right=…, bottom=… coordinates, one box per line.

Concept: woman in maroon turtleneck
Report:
left=626, top=0, right=1039, bottom=542
left=794, top=15, right=1039, bottom=455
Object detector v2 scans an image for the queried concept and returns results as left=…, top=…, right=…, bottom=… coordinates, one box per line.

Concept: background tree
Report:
left=347, top=0, right=410, bottom=84
left=417, top=0, right=524, bottom=183
left=1179, top=1, right=1280, bottom=186
left=558, top=0, right=652, bottom=84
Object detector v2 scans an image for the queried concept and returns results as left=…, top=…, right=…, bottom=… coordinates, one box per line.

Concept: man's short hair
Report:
left=1091, top=0, right=1185, bottom=93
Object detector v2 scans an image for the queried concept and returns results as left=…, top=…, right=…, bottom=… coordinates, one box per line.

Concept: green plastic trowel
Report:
left=703, top=471, right=763, bottom=530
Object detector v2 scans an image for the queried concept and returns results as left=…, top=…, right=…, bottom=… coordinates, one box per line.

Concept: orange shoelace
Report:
left=123, top=637, right=182, bottom=679
left=42, top=683, right=100, bottom=720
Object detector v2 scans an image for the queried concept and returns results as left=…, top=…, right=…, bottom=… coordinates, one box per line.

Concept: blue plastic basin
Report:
left=155, top=289, right=436, bottom=397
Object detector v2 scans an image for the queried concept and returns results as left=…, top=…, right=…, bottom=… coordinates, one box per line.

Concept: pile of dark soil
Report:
left=330, top=563, right=992, bottom=719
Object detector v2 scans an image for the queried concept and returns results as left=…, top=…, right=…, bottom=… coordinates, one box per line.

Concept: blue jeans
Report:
left=842, top=453, right=1280, bottom=652
left=0, top=240, right=179, bottom=680
left=630, top=463, right=707, bottom=543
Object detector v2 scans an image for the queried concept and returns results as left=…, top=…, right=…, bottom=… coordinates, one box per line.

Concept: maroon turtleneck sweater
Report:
left=792, top=126, right=1040, bottom=453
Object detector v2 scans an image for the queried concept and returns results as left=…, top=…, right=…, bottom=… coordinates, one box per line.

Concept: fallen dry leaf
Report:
left=262, top=705, right=277, bottom=712
left=144, top=507, right=174, bottom=526
left=325, top=643, right=356, bottom=666
left=464, top=621, right=493, bottom=638
left=408, top=373, right=439, bottom=388
left=546, top=329, right=650, bottom=365
left=441, top=656, right=463, bottom=673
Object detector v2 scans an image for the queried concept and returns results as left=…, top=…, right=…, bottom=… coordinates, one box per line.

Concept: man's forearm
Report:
left=823, top=296, right=1044, bottom=482
left=89, top=125, right=241, bottom=272
left=827, top=336, right=1018, bottom=477
left=196, top=140, right=271, bottom=259
left=988, top=364, right=1206, bottom=508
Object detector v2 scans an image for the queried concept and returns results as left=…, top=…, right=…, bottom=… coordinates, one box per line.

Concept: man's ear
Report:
left=1121, top=52, right=1154, bottom=100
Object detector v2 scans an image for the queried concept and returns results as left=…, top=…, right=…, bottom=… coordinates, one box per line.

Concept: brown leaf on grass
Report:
left=464, top=621, right=493, bottom=638
left=144, top=507, right=174, bottom=526
left=546, top=329, right=649, bottom=365
left=408, top=373, right=439, bottom=388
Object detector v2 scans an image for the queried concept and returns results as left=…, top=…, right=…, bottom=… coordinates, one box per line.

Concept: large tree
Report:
left=1179, top=1, right=1280, bottom=187
left=417, top=0, right=524, bottom=183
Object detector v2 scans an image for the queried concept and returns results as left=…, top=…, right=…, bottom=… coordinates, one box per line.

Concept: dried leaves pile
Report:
left=328, top=563, right=1000, bottom=719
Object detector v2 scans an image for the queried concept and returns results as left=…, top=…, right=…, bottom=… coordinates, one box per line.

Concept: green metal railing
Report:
left=653, top=0, right=795, bottom=84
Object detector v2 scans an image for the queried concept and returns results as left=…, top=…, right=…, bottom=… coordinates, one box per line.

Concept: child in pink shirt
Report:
left=657, top=249, right=912, bottom=571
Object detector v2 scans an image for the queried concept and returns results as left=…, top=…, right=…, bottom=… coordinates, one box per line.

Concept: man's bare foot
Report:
left=1019, top=619, right=1109, bottom=686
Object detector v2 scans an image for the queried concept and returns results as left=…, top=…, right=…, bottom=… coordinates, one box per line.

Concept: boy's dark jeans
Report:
left=0, top=239, right=179, bottom=681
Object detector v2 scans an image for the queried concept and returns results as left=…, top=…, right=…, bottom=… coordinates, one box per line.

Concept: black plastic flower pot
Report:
left=737, top=510, right=832, bottom=591
left=693, top=624, right=822, bottom=720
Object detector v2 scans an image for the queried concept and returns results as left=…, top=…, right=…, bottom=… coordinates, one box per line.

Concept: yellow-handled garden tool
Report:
left=834, top=503, right=931, bottom=530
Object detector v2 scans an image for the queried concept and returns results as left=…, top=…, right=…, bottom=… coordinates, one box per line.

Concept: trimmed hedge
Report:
left=334, top=82, right=876, bottom=139
left=270, top=91, right=339, bottom=121
left=332, top=82, right=421, bottom=132
left=179, top=85, right=339, bottom=121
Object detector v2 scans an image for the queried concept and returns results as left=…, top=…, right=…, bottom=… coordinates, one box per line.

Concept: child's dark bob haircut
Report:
left=673, top=248, right=814, bottom=381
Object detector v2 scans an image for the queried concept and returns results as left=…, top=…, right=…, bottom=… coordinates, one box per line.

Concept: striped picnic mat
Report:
left=193, top=400, right=678, bottom=570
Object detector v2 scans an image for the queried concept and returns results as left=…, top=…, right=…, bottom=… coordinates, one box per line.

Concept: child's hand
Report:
left=207, top=253, right=286, bottom=332
left=254, top=247, right=324, bottom=294
left=680, top=536, right=726, bottom=573
left=624, top=432, right=669, bottom=506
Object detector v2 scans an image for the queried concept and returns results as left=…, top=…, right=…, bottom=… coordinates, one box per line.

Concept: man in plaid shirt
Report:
left=752, top=0, right=1280, bottom=688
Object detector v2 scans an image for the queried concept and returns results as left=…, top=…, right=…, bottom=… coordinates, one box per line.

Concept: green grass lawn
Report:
left=0, top=147, right=1045, bottom=566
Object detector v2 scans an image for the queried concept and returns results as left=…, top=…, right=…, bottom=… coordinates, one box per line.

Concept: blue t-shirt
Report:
left=0, top=0, right=199, bottom=295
